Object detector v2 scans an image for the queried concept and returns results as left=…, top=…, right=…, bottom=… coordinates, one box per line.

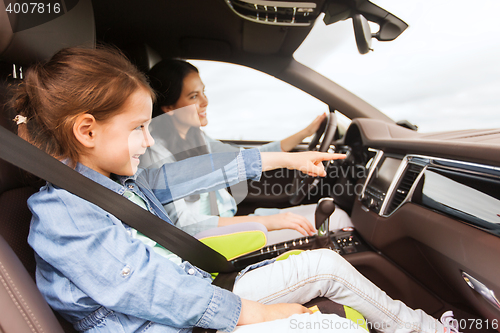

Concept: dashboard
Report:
left=342, top=118, right=500, bottom=323
left=359, top=151, right=500, bottom=237
left=235, top=117, right=500, bottom=327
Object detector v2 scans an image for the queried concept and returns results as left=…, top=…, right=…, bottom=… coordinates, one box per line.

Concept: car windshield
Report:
left=294, top=0, right=500, bottom=133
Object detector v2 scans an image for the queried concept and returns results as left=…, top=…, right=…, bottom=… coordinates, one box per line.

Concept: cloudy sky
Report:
left=295, top=0, right=500, bottom=132
left=195, top=0, right=500, bottom=140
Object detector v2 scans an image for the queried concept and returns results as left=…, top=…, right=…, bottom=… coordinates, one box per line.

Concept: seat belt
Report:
left=2, top=126, right=365, bottom=333
left=0, top=124, right=238, bottom=275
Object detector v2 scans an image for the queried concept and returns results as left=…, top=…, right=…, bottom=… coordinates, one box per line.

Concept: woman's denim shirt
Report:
left=27, top=149, right=262, bottom=333
left=142, top=131, right=281, bottom=235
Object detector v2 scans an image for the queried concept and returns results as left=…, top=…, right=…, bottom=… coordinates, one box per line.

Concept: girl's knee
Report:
left=309, top=248, right=345, bottom=263
left=302, top=249, right=352, bottom=273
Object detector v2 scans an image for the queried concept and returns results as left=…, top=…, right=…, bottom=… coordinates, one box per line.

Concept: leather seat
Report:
left=0, top=68, right=76, bottom=332
left=0, top=4, right=96, bottom=329
left=0, top=235, right=66, bottom=333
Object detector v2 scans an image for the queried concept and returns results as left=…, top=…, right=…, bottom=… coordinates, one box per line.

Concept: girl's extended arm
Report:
left=261, top=151, right=345, bottom=177
left=141, top=149, right=345, bottom=205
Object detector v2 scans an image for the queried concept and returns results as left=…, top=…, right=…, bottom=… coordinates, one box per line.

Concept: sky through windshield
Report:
left=294, top=0, right=500, bottom=132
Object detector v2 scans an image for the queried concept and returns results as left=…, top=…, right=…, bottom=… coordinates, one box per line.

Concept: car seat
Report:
left=0, top=1, right=93, bottom=331
left=0, top=67, right=77, bottom=332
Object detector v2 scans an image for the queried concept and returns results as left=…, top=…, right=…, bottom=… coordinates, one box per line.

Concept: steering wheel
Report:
left=289, top=111, right=338, bottom=205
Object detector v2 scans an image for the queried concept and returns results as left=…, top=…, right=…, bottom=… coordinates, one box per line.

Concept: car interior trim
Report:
left=224, top=0, right=317, bottom=26
left=377, top=155, right=408, bottom=216
left=462, top=271, right=500, bottom=312
left=382, top=159, right=426, bottom=217
left=360, top=152, right=500, bottom=235
left=359, top=148, right=384, bottom=199
left=420, top=169, right=500, bottom=236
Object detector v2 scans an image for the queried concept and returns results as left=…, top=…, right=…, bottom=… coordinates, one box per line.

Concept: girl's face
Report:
left=85, top=88, right=155, bottom=177
left=165, top=71, right=208, bottom=128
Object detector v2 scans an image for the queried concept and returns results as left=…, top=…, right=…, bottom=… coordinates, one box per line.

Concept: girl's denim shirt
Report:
left=27, top=149, right=261, bottom=333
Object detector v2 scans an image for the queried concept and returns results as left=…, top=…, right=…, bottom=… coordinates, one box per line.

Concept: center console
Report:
left=360, top=150, right=404, bottom=215
left=231, top=228, right=369, bottom=270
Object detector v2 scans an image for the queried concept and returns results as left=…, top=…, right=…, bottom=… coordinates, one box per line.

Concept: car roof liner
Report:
left=0, top=0, right=95, bottom=66
left=91, top=0, right=315, bottom=65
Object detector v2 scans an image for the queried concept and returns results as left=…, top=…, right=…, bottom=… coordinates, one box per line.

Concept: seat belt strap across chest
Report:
left=0, top=125, right=237, bottom=274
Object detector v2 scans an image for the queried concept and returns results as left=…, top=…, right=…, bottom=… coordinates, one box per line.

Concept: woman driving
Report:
left=142, top=59, right=353, bottom=240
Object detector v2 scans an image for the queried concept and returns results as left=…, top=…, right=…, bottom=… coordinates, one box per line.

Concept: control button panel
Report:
left=232, top=230, right=369, bottom=270
left=335, top=234, right=361, bottom=254
left=361, top=186, right=385, bottom=214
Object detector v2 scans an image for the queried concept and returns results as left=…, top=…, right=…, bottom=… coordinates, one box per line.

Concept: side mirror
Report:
left=352, top=14, right=373, bottom=54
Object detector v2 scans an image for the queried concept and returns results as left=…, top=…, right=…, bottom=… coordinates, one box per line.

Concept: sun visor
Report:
left=0, top=0, right=95, bottom=65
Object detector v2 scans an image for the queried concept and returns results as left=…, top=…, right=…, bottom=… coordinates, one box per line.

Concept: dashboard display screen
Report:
left=368, top=157, right=402, bottom=194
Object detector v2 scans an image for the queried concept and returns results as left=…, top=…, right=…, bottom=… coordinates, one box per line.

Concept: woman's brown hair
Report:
left=11, top=46, right=155, bottom=165
left=148, top=59, right=198, bottom=118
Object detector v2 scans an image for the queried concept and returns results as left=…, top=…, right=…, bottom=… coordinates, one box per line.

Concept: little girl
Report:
left=13, top=47, right=457, bottom=333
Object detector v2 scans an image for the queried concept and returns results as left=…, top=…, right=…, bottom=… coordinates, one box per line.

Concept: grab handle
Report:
left=462, top=271, right=500, bottom=311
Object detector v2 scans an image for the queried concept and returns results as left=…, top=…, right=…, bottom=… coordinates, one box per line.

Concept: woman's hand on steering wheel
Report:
left=289, top=111, right=339, bottom=205
left=279, top=113, right=327, bottom=152
left=302, top=113, right=327, bottom=138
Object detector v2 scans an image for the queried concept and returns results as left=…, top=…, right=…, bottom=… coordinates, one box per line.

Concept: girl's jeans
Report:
left=229, top=249, right=443, bottom=333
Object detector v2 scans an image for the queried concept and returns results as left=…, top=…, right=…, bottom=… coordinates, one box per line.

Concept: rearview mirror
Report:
left=352, top=14, right=373, bottom=54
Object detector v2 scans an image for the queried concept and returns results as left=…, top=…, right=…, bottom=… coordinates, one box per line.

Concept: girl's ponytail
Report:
left=11, top=64, right=60, bottom=157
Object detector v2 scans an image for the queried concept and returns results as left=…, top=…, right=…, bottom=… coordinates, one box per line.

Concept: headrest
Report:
left=0, top=0, right=95, bottom=65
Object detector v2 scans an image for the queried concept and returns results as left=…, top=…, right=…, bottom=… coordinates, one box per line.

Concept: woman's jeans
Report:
left=230, top=249, right=443, bottom=333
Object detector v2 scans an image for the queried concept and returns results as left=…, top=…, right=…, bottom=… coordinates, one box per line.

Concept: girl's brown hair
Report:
left=11, top=46, right=155, bottom=165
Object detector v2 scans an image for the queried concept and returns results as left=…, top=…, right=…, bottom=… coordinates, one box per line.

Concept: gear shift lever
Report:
left=315, top=197, right=336, bottom=237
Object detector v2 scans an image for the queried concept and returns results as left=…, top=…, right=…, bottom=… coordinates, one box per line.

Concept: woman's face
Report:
left=164, top=71, right=208, bottom=128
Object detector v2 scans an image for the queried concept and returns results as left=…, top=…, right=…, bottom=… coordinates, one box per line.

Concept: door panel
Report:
left=353, top=200, right=500, bottom=329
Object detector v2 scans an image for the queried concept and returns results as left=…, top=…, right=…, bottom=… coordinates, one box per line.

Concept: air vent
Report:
left=386, top=163, right=423, bottom=214
left=225, top=0, right=318, bottom=26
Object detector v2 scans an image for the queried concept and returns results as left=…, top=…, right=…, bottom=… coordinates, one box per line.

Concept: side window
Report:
left=189, top=60, right=331, bottom=142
